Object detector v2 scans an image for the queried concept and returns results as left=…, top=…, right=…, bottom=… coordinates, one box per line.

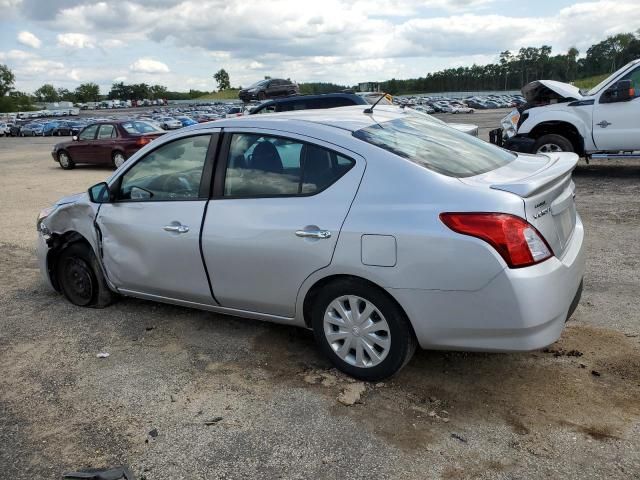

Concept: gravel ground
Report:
left=0, top=112, right=639, bottom=479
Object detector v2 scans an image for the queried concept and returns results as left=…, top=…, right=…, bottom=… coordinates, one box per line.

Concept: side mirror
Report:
left=601, top=79, right=634, bottom=103
left=88, top=182, right=111, bottom=203
left=72, top=135, right=78, bottom=141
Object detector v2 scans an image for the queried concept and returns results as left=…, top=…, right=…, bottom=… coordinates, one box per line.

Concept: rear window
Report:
left=352, top=114, right=515, bottom=178
left=121, top=121, right=164, bottom=134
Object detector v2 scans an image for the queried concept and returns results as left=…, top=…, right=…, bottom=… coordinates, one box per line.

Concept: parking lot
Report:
left=1, top=110, right=639, bottom=479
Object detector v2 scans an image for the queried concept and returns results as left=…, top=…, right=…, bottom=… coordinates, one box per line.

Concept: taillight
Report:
left=136, top=137, right=152, bottom=147
left=439, top=213, right=552, bottom=268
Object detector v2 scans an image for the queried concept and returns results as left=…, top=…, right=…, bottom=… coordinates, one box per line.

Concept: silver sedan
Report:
left=36, top=106, right=585, bottom=380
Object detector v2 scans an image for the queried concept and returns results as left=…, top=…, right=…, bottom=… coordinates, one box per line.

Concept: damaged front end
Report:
left=36, top=192, right=103, bottom=292
left=490, top=79, right=584, bottom=151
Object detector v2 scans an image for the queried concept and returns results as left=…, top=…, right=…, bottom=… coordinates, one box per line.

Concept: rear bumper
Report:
left=390, top=215, right=586, bottom=351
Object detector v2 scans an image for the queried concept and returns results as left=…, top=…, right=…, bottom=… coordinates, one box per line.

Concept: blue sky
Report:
left=1, top=0, right=638, bottom=93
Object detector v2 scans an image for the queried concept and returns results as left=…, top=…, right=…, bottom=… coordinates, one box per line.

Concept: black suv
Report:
left=249, top=93, right=368, bottom=114
left=239, top=79, right=299, bottom=102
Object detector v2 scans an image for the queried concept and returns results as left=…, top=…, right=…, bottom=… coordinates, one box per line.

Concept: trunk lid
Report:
left=461, top=152, right=579, bottom=257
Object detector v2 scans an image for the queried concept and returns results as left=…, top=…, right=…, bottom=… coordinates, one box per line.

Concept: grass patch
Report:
left=198, top=89, right=241, bottom=100
left=573, top=74, right=610, bottom=90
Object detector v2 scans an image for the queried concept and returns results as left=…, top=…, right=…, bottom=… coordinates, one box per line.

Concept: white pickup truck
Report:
left=491, top=59, right=640, bottom=160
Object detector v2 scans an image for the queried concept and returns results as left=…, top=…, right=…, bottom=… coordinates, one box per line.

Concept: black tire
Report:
left=311, top=279, right=417, bottom=381
left=57, top=150, right=75, bottom=170
left=56, top=243, right=116, bottom=308
left=533, top=134, right=574, bottom=154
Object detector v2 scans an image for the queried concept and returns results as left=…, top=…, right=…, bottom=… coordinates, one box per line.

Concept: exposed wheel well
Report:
left=529, top=121, right=584, bottom=155
left=302, top=274, right=416, bottom=338
left=46, top=231, right=92, bottom=292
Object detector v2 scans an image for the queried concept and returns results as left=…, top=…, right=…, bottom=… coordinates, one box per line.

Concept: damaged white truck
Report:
left=491, top=59, right=640, bottom=160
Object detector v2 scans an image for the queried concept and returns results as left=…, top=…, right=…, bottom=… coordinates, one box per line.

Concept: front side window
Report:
left=352, top=113, right=515, bottom=178
left=79, top=124, right=99, bottom=140
left=119, top=135, right=211, bottom=201
left=621, top=67, right=640, bottom=98
left=223, top=133, right=354, bottom=197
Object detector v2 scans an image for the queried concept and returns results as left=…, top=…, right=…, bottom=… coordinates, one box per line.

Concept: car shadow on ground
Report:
left=574, top=160, right=640, bottom=178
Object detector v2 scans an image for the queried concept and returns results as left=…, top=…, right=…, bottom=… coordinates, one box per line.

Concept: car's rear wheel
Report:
left=57, top=150, right=75, bottom=170
left=311, top=279, right=416, bottom=381
left=112, top=151, right=126, bottom=169
left=56, top=243, right=115, bottom=308
left=534, top=134, right=574, bottom=154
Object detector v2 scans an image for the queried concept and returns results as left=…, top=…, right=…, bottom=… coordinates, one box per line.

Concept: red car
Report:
left=51, top=120, right=166, bottom=169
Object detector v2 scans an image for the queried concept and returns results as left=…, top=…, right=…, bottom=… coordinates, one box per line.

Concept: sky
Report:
left=0, top=0, right=639, bottom=94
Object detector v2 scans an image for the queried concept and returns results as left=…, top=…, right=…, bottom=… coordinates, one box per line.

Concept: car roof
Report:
left=186, top=105, right=407, bottom=134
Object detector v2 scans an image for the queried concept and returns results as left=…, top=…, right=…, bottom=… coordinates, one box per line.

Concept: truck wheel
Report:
left=534, top=134, right=574, bottom=154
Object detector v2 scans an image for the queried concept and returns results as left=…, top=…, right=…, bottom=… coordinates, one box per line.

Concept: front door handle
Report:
left=295, top=229, right=331, bottom=239
left=164, top=224, right=190, bottom=234
left=597, top=120, right=611, bottom=128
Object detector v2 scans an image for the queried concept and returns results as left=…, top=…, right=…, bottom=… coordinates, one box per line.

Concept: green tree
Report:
left=149, top=84, right=168, bottom=99
left=33, top=84, right=60, bottom=102
left=74, top=82, right=100, bottom=102
left=213, top=69, right=231, bottom=91
left=0, top=64, right=15, bottom=97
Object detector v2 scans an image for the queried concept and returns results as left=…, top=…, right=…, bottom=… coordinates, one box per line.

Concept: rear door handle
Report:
left=164, top=224, right=190, bottom=234
left=295, top=229, right=331, bottom=239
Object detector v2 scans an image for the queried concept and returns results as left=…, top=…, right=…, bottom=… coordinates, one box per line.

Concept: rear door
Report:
left=97, top=132, right=219, bottom=304
left=95, top=124, right=118, bottom=164
left=201, top=129, right=365, bottom=317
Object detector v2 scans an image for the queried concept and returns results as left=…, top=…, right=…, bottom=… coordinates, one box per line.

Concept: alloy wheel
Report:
left=537, top=143, right=563, bottom=154
left=323, top=295, right=391, bottom=368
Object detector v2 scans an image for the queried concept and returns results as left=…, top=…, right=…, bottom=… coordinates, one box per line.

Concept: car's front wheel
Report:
left=57, top=150, right=75, bottom=170
left=534, top=134, right=574, bottom=154
left=311, top=279, right=416, bottom=381
left=56, top=243, right=115, bottom=308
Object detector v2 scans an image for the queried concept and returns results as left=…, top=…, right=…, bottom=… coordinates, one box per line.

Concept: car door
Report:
left=96, top=132, right=219, bottom=304
left=68, top=124, right=99, bottom=162
left=95, top=124, right=118, bottom=164
left=201, top=129, right=365, bottom=317
left=592, top=66, right=640, bottom=151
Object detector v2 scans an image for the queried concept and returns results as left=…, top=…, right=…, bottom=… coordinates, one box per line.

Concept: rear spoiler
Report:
left=490, top=153, right=579, bottom=197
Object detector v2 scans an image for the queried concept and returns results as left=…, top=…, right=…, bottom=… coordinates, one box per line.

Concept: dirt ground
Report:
left=1, top=112, right=639, bottom=479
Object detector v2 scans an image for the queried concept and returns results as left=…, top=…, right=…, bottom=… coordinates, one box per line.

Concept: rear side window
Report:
left=224, top=133, right=355, bottom=197
left=352, top=114, right=515, bottom=178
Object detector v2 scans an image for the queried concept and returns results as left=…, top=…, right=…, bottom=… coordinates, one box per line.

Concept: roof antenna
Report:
left=363, top=93, right=388, bottom=114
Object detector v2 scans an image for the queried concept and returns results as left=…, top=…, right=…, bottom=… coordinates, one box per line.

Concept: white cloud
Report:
left=103, top=39, right=125, bottom=48
left=17, top=31, right=41, bottom=49
left=129, top=57, right=170, bottom=73
left=57, top=33, right=95, bottom=49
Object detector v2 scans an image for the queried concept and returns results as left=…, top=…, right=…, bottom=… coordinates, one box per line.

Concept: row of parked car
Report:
left=0, top=119, right=88, bottom=137
left=393, top=93, right=526, bottom=113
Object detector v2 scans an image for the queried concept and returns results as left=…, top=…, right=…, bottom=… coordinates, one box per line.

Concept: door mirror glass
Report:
left=88, top=182, right=111, bottom=203
left=601, top=79, right=634, bottom=103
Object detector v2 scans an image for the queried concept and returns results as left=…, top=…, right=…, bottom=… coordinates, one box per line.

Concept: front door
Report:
left=69, top=124, right=99, bottom=162
left=95, top=123, right=118, bottom=164
left=96, top=133, right=218, bottom=304
left=201, top=130, right=365, bottom=317
left=592, top=66, right=640, bottom=151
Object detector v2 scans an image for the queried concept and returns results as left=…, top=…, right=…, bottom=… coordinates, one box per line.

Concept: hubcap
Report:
left=323, top=295, right=391, bottom=368
left=59, top=153, right=69, bottom=167
left=63, top=257, right=93, bottom=305
left=537, top=143, right=563, bottom=154
left=114, top=154, right=125, bottom=167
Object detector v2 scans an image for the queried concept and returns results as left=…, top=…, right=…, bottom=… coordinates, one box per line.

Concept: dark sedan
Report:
left=51, top=120, right=166, bottom=169
left=238, top=78, right=299, bottom=102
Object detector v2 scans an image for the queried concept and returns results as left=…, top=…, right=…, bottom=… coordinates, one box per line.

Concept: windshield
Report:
left=586, top=61, right=639, bottom=96
left=249, top=80, right=269, bottom=88
left=352, top=113, right=515, bottom=178
left=121, top=121, right=164, bottom=134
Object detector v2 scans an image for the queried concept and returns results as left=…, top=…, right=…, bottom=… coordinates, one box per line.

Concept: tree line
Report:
left=378, top=31, right=640, bottom=95
left=2, top=30, right=640, bottom=112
